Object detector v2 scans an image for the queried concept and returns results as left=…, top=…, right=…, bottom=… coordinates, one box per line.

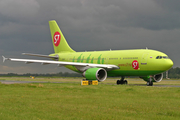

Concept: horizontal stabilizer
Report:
left=2, top=56, right=9, bottom=63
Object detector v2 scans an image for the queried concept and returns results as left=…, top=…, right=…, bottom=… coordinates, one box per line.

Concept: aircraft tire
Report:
left=147, top=82, right=150, bottom=86
left=150, top=82, right=153, bottom=86
left=117, top=80, right=128, bottom=85
left=147, top=82, right=153, bottom=86
left=117, top=80, right=120, bottom=85
left=124, top=80, right=128, bottom=84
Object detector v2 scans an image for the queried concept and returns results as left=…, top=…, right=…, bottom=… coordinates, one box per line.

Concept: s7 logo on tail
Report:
left=53, top=32, right=61, bottom=46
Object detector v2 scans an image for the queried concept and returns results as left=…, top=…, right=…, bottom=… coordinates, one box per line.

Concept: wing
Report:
left=22, top=53, right=58, bottom=59
left=2, top=56, right=119, bottom=71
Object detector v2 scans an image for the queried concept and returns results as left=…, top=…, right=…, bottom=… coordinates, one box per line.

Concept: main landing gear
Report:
left=117, top=77, right=128, bottom=85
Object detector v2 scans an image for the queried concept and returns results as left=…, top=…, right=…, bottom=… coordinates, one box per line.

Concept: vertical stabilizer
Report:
left=49, top=20, right=75, bottom=53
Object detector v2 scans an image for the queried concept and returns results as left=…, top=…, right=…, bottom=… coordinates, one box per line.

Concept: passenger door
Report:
left=141, top=53, right=149, bottom=65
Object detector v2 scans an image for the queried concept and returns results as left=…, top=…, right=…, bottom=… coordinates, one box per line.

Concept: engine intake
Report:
left=82, top=68, right=107, bottom=82
left=152, top=73, right=163, bottom=82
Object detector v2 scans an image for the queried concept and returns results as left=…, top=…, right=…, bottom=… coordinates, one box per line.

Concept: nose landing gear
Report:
left=147, top=77, right=153, bottom=86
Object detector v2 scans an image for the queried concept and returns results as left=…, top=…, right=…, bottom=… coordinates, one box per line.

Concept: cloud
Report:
left=0, top=0, right=180, bottom=73
left=0, top=0, right=40, bottom=22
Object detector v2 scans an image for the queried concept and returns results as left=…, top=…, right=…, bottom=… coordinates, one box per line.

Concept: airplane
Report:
left=2, top=20, right=173, bottom=86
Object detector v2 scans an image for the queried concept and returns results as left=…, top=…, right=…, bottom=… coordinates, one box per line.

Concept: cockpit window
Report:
left=156, top=56, right=159, bottom=59
left=156, top=56, right=169, bottom=59
left=163, top=56, right=169, bottom=59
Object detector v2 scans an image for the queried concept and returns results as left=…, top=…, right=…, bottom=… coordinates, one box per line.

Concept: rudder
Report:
left=49, top=20, right=75, bottom=53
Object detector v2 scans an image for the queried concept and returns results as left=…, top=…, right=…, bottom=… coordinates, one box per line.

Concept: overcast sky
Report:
left=0, top=0, right=180, bottom=74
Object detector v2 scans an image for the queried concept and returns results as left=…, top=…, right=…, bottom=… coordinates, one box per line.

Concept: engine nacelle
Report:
left=141, top=73, right=163, bottom=82
left=82, top=68, right=107, bottom=82
left=153, top=73, right=163, bottom=82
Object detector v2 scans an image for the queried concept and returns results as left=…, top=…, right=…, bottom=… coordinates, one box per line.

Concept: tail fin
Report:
left=49, top=20, right=75, bottom=53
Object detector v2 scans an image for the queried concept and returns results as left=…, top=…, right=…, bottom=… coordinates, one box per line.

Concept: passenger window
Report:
left=159, top=56, right=162, bottom=59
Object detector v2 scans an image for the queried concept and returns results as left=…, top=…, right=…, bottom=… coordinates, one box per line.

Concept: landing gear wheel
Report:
left=117, top=77, right=128, bottom=85
left=117, top=80, right=120, bottom=85
left=124, top=80, right=128, bottom=84
left=150, top=82, right=153, bottom=86
left=147, top=82, right=153, bottom=86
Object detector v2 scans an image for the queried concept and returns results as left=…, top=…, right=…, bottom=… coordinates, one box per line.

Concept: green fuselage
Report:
left=52, top=49, right=173, bottom=77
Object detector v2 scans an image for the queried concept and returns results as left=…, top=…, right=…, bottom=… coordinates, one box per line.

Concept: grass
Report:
left=0, top=77, right=180, bottom=119
left=1, top=77, right=180, bottom=85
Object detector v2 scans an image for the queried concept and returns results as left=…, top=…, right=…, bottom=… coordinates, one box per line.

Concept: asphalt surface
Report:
left=0, top=80, right=48, bottom=84
left=1, top=80, right=180, bottom=87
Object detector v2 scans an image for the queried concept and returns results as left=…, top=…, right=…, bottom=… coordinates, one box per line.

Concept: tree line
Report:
left=1, top=67, right=180, bottom=78
left=0, top=72, right=82, bottom=77
left=168, top=67, right=180, bottom=79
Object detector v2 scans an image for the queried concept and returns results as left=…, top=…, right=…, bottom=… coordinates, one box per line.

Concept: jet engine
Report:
left=153, top=73, right=163, bottom=82
left=82, top=68, right=107, bottom=82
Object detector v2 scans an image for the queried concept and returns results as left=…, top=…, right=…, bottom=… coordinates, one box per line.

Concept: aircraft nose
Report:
left=169, top=59, right=173, bottom=67
left=166, top=59, right=173, bottom=70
